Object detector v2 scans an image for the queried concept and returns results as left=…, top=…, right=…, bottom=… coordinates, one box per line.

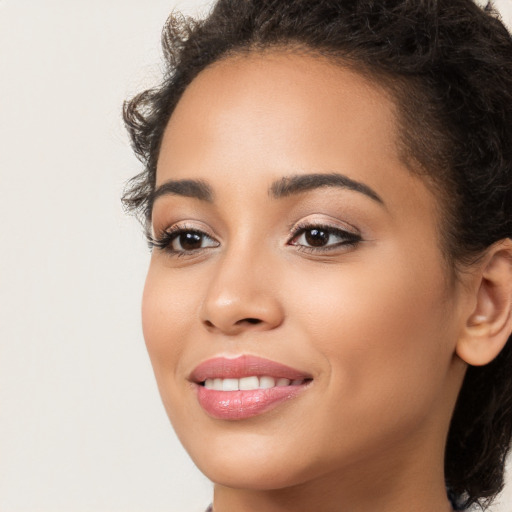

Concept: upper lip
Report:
left=189, top=354, right=312, bottom=383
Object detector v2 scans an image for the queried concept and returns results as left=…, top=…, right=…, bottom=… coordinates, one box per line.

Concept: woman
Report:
left=122, top=1, right=512, bottom=511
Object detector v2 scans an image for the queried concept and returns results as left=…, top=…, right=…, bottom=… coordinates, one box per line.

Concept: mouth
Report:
left=189, top=355, right=313, bottom=420
left=203, top=375, right=308, bottom=390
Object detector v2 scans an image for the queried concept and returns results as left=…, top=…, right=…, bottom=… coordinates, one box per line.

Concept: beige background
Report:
left=0, top=0, right=511, bottom=511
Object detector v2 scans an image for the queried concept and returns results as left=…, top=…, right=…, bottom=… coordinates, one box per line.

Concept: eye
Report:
left=149, top=227, right=219, bottom=254
left=289, top=224, right=361, bottom=251
left=170, top=230, right=219, bottom=252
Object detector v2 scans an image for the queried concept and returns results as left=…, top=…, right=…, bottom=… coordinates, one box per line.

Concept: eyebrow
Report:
left=151, top=179, right=214, bottom=205
left=150, top=172, right=383, bottom=212
left=269, top=173, right=384, bottom=204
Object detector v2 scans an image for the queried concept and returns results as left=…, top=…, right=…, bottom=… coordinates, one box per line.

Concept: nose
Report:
left=200, top=249, right=284, bottom=336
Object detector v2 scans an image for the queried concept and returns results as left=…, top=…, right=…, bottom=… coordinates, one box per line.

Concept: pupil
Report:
left=180, top=232, right=202, bottom=250
left=305, top=229, right=329, bottom=247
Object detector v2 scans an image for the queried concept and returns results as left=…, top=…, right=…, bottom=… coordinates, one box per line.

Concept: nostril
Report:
left=240, top=318, right=262, bottom=325
left=202, top=317, right=262, bottom=330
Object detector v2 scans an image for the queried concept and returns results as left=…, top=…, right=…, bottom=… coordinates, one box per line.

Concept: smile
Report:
left=204, top=376, right=306, bottom=390
left=190, top=355, right=313, bottom=420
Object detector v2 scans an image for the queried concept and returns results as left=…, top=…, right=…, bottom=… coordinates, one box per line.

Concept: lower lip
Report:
left=195, top=383, right=310, bottom=420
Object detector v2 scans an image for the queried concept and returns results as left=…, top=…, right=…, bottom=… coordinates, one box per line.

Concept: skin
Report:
left=142, top=52, right=511, bottom=512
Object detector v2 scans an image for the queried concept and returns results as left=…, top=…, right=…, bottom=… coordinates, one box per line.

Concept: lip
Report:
left=190, top=355, right=313, bottom=420
left=190, top=354, right=312, bottom=382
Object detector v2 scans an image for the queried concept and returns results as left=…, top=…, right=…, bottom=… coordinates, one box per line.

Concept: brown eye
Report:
left=304, top=229, right=329, bottom=247
left=169, top=230, right=219, bottom=253
left=174, top=232, right=203, bottom=251
left=290, top=225, right=361, bottom=250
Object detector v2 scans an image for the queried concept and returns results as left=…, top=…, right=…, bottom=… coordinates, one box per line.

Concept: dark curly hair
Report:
left=122, top=0, right=512, bottom=509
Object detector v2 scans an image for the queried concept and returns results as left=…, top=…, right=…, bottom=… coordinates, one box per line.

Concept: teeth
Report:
left=222, top=378, right=239, bottom=391
left=259, top=376, right=275, bottom=388
left=239, top=376, right=259, bottom=390
left=203, top=376, right=304, bottom=391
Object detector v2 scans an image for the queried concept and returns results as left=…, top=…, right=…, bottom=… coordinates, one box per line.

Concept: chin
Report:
left=179, top=427, right=318, bottom=491
left=197, top=455, right=312, bottom=491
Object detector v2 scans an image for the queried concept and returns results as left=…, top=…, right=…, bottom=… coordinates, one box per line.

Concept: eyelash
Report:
left=288, top=222, right=362, bottom=253
left=148, top=224, right=218, bottom=256
left=148, top=222, right=362, bottom=256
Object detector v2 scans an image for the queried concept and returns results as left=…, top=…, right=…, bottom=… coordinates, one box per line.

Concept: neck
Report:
left=213, top=471, right=454, bottom=512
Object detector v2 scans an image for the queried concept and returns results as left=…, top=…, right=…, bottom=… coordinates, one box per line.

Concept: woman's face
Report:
left=143, top=52, right=467, bottom=492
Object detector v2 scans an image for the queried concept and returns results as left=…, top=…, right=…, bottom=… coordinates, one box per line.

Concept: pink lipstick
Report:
left=190, top=355, right=312, bottom=420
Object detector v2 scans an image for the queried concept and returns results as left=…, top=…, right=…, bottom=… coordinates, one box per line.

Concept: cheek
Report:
left=266, top=250, right=458, bottom=474
left=141, top=264, right=197, bottom=387
left=293, top=247, right=455, bottom=414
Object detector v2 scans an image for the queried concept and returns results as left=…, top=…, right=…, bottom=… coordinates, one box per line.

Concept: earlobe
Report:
left=456, top=238, right=512, bottom=367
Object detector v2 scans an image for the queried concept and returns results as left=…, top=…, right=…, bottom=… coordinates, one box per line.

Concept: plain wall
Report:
left=0, top=1, right=511, bottom=511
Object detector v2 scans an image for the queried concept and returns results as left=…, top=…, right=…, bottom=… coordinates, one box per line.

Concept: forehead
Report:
left=157, top=51, right=399, bottom=184
left=155, top=51, right=438, bottom=232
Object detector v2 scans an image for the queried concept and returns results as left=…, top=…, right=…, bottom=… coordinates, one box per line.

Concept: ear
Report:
left=456, top=238, right=512, bottom=366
